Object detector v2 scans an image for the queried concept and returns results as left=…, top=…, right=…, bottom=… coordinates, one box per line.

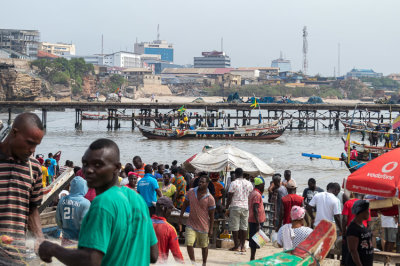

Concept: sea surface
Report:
left=2, top=109, right=365, bottom=192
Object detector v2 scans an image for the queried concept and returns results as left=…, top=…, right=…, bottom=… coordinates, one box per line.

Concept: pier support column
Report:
left=114, top=110, right=120, bottom=130
left=314, top=110, right=317, bottom=130
left=335, top=112, right=340, bottom=130
left=42, top=109, right=47, bottom=129
left=74, top=109, right=82, bottom=129
left=227, top=114, right=231, bottom=127
left=132, top=112, right=135, bottom=130
left=7, top=108, right=11, bottom=126
left=107, top=109, right=112, bottom=130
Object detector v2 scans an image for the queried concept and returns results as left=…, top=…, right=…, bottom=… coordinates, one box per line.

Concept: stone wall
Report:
left=0, top=64, right=41, bottom=100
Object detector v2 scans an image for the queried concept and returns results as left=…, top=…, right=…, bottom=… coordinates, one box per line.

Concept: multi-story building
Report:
left=271, top=54, right=291, bottom=72
left=346, top=69, right=383, bottom=79
left=101, top=51, right=141, bottom=68
left=194, top=51, right=231, bottom=68
left=134, top=40, right=174, bottom=62
left=0, top=29, right=40, bottom=58
left=38, top=42, right=76, bottom=56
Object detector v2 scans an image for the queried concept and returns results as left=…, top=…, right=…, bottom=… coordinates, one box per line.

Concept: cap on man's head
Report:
left=286, top=179, right=297, bottom=189
left=351, top=199, right=369, bottom=215
left=156, top=196, right=174, bottom=209
left=254, top=177, right=264, bottom=186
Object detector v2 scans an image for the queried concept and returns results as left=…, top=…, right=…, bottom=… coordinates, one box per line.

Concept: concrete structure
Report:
left=346, top=69, right=383, bottom=79
left=0, top=48, right=30, bottom=59
left=102, top=51, right=141, bottom=68
left=62, top=54, right=102, bottom=65
left=230, top=69, right=260, bottom=79
left=134, top=40, right=174, bottom=62
left=271, top=54, right=292, bottom=72
left=38, top=42, right=76, bottom=56
left=388, top=73, right=400, bottom=82
left=194, top=51, right=230, bottom=68
left=0, top=29, right=40, bottom=58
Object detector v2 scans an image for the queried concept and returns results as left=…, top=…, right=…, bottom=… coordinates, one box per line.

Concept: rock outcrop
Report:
left=0, top=63, right=41, bottom=101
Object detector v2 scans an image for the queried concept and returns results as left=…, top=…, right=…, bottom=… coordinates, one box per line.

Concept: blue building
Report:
left=134, top=40, right=174, bottom=63
left=346, top=68, right=383, bottom=79
left=271, top=53, right=291, bottom=72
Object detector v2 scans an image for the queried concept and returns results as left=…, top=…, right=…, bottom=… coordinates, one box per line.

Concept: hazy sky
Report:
left=2, top=0, right=399, bottom=75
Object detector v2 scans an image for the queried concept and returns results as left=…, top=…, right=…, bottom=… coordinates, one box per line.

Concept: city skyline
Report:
left=1, top=0, right=399, bottom=76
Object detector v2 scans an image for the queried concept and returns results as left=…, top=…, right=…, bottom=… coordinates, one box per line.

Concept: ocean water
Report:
left=2, top=109, right=359, bottom=192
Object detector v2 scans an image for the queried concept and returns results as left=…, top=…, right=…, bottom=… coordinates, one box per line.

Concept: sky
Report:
left=2, top=0, right=400, bottom=76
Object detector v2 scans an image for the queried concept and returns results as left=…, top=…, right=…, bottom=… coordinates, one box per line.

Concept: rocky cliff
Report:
left=0, top=63, right=41, bottom=101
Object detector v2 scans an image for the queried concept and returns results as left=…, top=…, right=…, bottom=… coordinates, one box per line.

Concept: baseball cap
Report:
left=286, top=179, right=297, bottom=189
left=156, top=196, right=175, bottom=209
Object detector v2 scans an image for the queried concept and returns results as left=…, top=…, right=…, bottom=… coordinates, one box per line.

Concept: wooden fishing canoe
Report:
left=235, top=220, right=336, bottom=266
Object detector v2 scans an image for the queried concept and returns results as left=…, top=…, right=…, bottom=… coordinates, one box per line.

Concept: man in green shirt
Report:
left=38, top=138, right=158, bottom=265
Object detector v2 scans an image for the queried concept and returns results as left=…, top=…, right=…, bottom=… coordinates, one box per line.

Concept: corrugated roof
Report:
left=37, top=50, right=59, bottom=58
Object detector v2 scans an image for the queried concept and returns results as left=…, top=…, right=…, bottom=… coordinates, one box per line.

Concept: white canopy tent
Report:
left=183, top=144, right=274, bottom=178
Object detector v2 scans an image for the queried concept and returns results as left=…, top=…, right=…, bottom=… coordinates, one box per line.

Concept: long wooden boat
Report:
left=82, top=113, right=108, bottom=120
left=235, top=220, right=336, bottom=266
left=137, top=121, right=288, bottom=140
left=341, top=120, right=391, bottom=131
left=39, top=167, right=75, bottom=213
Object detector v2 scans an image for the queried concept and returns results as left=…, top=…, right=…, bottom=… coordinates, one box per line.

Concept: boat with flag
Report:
left=136, top=120, right=288, bottom=140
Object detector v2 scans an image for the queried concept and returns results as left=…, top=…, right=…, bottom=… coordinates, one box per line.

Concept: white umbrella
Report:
left=183, top=144, right=274, bottom=177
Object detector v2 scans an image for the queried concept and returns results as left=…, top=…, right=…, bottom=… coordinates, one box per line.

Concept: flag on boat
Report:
left=250, top=98, right=259, bottom=109
left=177, top=105, right=186, bottom=114
left=393, top=114, right=400, bottom=130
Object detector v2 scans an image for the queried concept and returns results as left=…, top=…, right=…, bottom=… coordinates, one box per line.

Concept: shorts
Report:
left=249, top=222, right=263, bottom=249
left=384, top=227, right=397, bottom=243
left=229, top=207, right=249, bottom=231
left=185, top=227, right=209, bottom=248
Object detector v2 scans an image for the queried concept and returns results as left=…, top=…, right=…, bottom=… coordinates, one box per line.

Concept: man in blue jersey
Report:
left=56, top=176, right=91, bottom=246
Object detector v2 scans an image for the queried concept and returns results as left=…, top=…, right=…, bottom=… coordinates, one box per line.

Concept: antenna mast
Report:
left=302, top=26, right=308, bottom=75
left=221, top=37, right=223, bottom=52
left=101, top=34, right=104, bottom=55
left=157, top=24, right=160, bottom=41
left=338, top=43, right=341, bottom=76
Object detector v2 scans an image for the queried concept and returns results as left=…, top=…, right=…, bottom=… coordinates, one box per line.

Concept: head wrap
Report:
left=128, top=171, right=140, bottom=178
left=351, top=199, right=369, bottom=215
left=290, top=205, right=306, bottom=221
left=254, top=177, right=264, bottom=186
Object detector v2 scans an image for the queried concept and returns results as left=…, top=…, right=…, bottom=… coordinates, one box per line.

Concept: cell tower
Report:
left=157, top=24, right=160, bottom=41
left=302, top=26, right=308, bottom=75
left=338, top=43, right=341, bottom=76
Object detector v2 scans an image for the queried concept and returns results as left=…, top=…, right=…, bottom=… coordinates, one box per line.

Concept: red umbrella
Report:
left=344, top=148, right=400, bottom=198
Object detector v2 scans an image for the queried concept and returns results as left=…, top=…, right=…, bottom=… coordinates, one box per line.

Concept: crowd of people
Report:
left=0, top=112, right=390, bottom=266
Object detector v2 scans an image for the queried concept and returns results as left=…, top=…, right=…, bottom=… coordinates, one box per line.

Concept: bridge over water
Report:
left=1, top=101, right=398, bottom=130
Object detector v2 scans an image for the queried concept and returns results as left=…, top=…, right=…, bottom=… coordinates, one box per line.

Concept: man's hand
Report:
left=178, top=219, right=182, bottom=232
left=34, top=237, right=44, bottom=255
left=38, top=240, right=55, bottom=263
left=208, top=229, right=213, bottom=239
left=225, top=209, right=230, bottom=217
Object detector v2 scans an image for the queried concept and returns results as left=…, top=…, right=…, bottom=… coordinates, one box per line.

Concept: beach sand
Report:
left=164, top=243, right=341, bottom=265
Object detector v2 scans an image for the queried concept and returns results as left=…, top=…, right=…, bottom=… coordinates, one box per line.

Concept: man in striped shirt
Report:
left=133, top=155, right=146, bottom=179
left=0, top=113, right=45, bottom=265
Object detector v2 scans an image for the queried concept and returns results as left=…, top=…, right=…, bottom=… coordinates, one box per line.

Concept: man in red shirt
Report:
left=179, top=173, right=215, bottom=265
left=152, top=197, right=184, bottom=263
left=248, top=177, right=266, bottom=261
left=280, top=180, right=304, bottom=226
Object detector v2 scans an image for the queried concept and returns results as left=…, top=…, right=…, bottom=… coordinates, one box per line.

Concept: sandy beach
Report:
left=164, top=243, right=341, bottom=265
